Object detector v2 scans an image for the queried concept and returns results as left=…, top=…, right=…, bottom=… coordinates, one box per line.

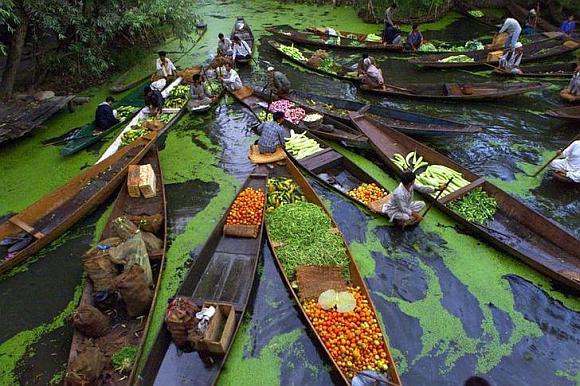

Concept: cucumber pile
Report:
left=285, top=131, right=324, bottom=159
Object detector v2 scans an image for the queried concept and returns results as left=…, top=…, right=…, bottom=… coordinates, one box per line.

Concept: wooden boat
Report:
left=0, top=132, right=157, bottom=275
left=350, top=112, right=580, bottom=291
left=545, top=105, right=580, bottom=120
left=410, top=37, right=579, bottom=69
left=551, top=171, right=577, bottom=184
left=506, top=0, right=559, bottom=32
left=228, top=86, right=368, bottom=147
left=65, top=147, right=167, bottom=385
left=230, top=17, right=255, bottom=65
left=493, top=62, right=576, bottom=78
left=455, top=3, right=503, bottom=28
left=360, top=81, right=548, bottom=101
left=138, top=168, right=268, bottom=386
left=560, top=88, right=580, bottom=103
left=264, top=158, right=402, bottom=385
left=266, top=26, right=403, bottom=52
left=287, top=90, right=482, bottom=136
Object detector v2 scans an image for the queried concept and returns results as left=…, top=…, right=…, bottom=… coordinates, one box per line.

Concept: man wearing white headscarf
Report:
left=499, top=42, right=524, bottom=74
left=358, top=53, right=384, bottom=88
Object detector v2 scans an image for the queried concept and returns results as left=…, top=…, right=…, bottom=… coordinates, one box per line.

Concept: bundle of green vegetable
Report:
left=279, top=43, right=308, bottom=62
left=258, top=111, right=273, bottom=122
left=391, top=152, right=428, bottom=172
left=464, top=40, right=484, bottom=51
left=319, top=58, right=340, bottom=74
left=447, top=188, right=497, bottom=224
left=468, top=9, right=485, bottom=18
left=438, top=55, right=475, bottom=63
left=417, top=165, right=471, bottom=197
left=206, top=80, right=223, bottom=95
left=111, top=346, right=138, bottom=373
left=306, top=100, right=349, bottom=117
left=158, top=113, right=172, bottom=123
left=120, top=127, right=148, bottom=146
left=286, top=131, right=324, bottom=159
left=267, top=177, right=305, bottom=211
left=366, top=33, right=382, bottom=42
left=116, top=105, right=139, bottom=121
left=349, top=41, right=363, bottom=47
left=164, top=85, right=189, bottom=109
left=267, top=202, right=349, bottom=279
left=418, top=43, right=438, bottom=52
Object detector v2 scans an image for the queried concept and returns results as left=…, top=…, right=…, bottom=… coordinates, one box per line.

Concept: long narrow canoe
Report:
left=66, top=147, right=167, bottom=385
left=454, top=3, right=503, bottom=28
left=228, top=86, right=368, bottom=147
left=545, top=105, right=580, bottom=121
left=138, top=168, right=268, bottom=386
left=267, top=40, right=547, bottom=101
left=265, top=158, right=401, bottom=385
left=287, top=91, right=482, bottom=136
left=350, top=112, right=580, bottom=291
left=0, top=132, right=157, bottom=275
left=231, top=17, right=255, bottom=65
left=266, top=26, right=403, bottom=52
left=493, top=62, right=576, bottom=78
left=410, top=37, right=579, bottom=69
left=506, top=0, right=560, bottom=32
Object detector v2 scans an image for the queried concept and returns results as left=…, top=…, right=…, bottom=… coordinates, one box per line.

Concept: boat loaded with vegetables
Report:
left=65, top=147, right=167, bottom=386
left=265, top=158, right=401, bottom=385
left=139, top=168, right=268, bottom=386
left=228, top=85, right=368, bottom=147
left=350, top=112, right=580, bottom=291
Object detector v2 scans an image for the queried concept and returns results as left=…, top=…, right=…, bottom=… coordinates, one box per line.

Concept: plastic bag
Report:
left=109, top=233, right=152, bottom=286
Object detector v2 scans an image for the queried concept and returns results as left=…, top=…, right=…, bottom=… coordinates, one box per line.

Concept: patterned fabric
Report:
left=382, top=182, right=433, bottom=221
left=256, top=121, right=287, bottom=153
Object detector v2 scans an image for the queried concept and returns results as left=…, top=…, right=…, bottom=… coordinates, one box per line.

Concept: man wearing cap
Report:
left=94, top=96, right=120, bottom=135
left=256, top=111, right=288, bottom=154
left=499, top=42, right=524, bottom=74
left=499, top=17, right=522, bottom=49
left=266, top=67, right=291, bottom=96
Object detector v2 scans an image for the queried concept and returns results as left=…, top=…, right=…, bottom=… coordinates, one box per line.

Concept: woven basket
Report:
left=232, top=85, right=254, bottom=100
left=368, top=194, right=392, bottom=213
left=296, top=265, right=348, bottom=302
left=248, top=144, right=286, bottom=164
left=223, top=224, right=259, bottom=238
left=561, top=88, right=580, bottom=103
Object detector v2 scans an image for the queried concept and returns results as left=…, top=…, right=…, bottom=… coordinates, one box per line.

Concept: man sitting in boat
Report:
left=358, top=54, right=384, bottom=89
left=266, top=67, right=291, bottom=96
left=217, top=33, right=233, bottom=57
left=188, top=74, right=213, bottom=110
left=550, top=140, right=580, bottom=182
left=499, top=17, right=522, bottom=49
left=382, top=171, right=445, bottom=226
left=560, top=15, right=576, bottom=38
left=384, top=24, right=402, bottom=45
left=256, top=111, right=288, bottom=154
left=156, top=51, right=177, bottom=79
left=523, top=9, right=538, bottom=34
left=231, top=35, right=251, bottom=63
left=94, top=96, right=120, bottom=135
left=220, top=62, right=243, bottom=92
left=404, top=24, right=423, bottom=51
left=499, top=42, right=524, bottom=74
left=144, top=85, right=164, bottom=118
left=566, top=63, right=580, bottom=96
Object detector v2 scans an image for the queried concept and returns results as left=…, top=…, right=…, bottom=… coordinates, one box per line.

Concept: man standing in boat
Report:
left=266, top=67, right=291, bottom=96
left=565, top=63, right=580, bottom=96
left=550, top=140, right=580, bottom=182
left=498, top=17, right=522, bottom=49
left=217, top=33, right=233, bottom=57
left=383, top=3, right=397, bottom=41
left=499, top=42, right=524, bottom=74
left=144, top=85, right=164, bottom=118
left=231, top=35, right=252, bottom=63
left=94, top=96, right=120, bottom=135
left=156, top=51, right=177, bottom=80
left=256, top=111, right=288, bottom=154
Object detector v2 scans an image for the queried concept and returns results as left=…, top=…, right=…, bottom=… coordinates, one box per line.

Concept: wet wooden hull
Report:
left=350, top=112, right=580, bottom=291
left=545, top=105, right=580, bottom=120
left=66, top=147, right=167, bottom=385
left=138, top=168, right=268, bottom=386
left=0, top=133, right=157, bottom=275
left=265, top=158, right=402, bottom=385
left=493, top=62, right=576, bottom=79
left=231, top=17, right=255, bottom=65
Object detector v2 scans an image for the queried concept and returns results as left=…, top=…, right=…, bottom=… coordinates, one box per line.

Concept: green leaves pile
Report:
left=448, top=188, right=498, bottom=224
left=279, top=43, right=308, bottom=62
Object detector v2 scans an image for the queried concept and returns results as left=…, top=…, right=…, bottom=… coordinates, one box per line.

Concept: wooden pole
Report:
left=531, top=133, right=580, bottom=177
left=422, top=178, right=453, bottom=219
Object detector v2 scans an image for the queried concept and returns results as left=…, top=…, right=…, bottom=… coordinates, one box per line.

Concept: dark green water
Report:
left=0, top=1, right=578, bottom=385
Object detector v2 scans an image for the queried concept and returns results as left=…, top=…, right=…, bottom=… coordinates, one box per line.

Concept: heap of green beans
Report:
left=266, top=202, right=349, bottom=279
left=448, top=188, right=498, bottom=224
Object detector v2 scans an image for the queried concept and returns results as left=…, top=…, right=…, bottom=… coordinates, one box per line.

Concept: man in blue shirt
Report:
left=560, top=15, right=576, bottom=37
left=404, top=24, right=423, bottom=51
left=256, top=111, right=287, bottom=154
left=95, top=96, right=120, bottom=134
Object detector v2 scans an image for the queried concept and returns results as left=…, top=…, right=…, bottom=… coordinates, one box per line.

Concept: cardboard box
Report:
left=139, top=164, right=157, bottom=198
left=201, top=302, right=236, bottom=354
left=127, top=165, right=141, bottom=198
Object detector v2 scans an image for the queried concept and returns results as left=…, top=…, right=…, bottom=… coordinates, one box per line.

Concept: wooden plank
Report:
left=299, top=148, right=343, bottom=172
left=439, top=177, right=486, bottom=205
left=8, top=217, right=45, bottom=239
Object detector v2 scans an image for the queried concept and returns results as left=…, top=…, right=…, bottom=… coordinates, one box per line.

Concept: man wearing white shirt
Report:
left=231, top=35, right=251, bottom=63
left=499, top=18, right=522, bottom=49
left=220, top=62, right=242, bottom=91
left=156, top=51, right=177, bottom=79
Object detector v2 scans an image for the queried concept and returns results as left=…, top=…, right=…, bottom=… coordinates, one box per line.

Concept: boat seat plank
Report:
left=299, top=149, right=344, bottom=172
left=9, top=217, right=45, bottom=239
left=439, top=177, right=486, bottom=205
left=215, top=235, right=261, bottom=255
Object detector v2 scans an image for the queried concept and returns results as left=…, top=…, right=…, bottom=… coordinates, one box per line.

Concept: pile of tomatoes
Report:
left=347, top=183, right=387, bottom=206
left=226, top=187, right=265, bottom=225
left=303, top=287, right=390, bottom=379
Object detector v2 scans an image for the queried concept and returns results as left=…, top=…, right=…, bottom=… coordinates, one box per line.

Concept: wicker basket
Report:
left=296, top=265, right=348, bottom=302
left=232, top=85, right=254, bottom=100
left=248, top=144, right=286, bottom=164
left=223, top=224, right=260, bottom=238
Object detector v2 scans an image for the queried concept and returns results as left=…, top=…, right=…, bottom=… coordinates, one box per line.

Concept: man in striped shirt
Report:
left=256, top=111, right=287, bottom=154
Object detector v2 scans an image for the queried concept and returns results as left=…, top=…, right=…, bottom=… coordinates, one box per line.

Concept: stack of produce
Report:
left=347, top=183, right=387, bottom=206
left=438, top=55, right=475, bottom=63
left=366, top=33, right=382, bottom=42
left=303, top=113, right=323, bottom=123
left=269, top=99, right=295, bottom=113
left=257, top=111, right=273, bottom=122
left=206, top=80, right=223, bottom=95
left=418, top=40, right=484, bottom=52
left=304, top=287, right=390, bottom=379
left=267, top=201, right=349, bottom=279
left=349, top=41, right=363, bottom=47
left=391, top=151, right=428, bottom=173
left=267, top=178, right=304, bottom=211
left=306, top=99, right=349, bottom=117
left=268, top=99, right=306, bottom=124
left=319, top=58, right=340, bottom=74
left=447, top=187, right=497, bottom=224
left=468, top=9, right=484, bottom=17
left=225, top=187, right=266, bottom=226
left=278, top=43, right=308, bottom=62
left=116, top=106, right=139, bottom=121
left=285, top=131, right=324, bottom=159
left=165, top=85, right=189, bottom=109
left=120, top=127, right=149, bottom=147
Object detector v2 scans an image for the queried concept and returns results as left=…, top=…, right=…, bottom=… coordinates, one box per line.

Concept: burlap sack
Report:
left=307, top=50, right=328, bottom=68
left=112, top=216, right=138, bottom=240
left=126, top=214, right=164, bottom=233
left=65, top=345, right=105, bottom=386
left=165, top=296, right=200, bottom=348
left=83, top=251, right=118, bottom=292
left=71, top=304, right=110, bottom=338
left=140, top=231, right=163, bottom=258
left=114, top=266, right=153, bottom=317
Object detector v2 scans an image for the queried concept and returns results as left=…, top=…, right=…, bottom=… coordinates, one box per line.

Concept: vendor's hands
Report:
left=556, top=149, right=563, bottom=155
left=411, top=212, right=424, bottom=222
left=438, top=183, right=448, bottom=191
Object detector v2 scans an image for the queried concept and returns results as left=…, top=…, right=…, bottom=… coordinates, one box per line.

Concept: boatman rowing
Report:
left=217, top=33, right=233, bottom=57
left=220, top=62, right=243, bottom=92
left=550, top=140, right=580, bottom=182
left=266, top=67, right=291, bottom=96
left=231, top=35, right=252, bottom=63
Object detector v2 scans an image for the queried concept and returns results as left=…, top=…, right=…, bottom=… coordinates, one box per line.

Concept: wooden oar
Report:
left=384, top=83, right=416, bottom=94
left=530, top=133, right=580, bottom=177
left=422, top=178, right=453, bottom=220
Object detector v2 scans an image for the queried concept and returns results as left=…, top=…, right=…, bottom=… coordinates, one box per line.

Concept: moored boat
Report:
left=65, top=147, right=167, bottom=385
left=506, top=0, right=559, bottom=32
left=0, top=132, right=157, bottom=275
left=138, top=168, right=268, bottom=386
left=350, top=112, right=580, bottom=291
left=545, top=105, right=580, bottom=120
left=231, top=17, right=255, bottom=65
left=493, top=62, right=576, bottom=78
left=265, top=158, right=402, bottom=385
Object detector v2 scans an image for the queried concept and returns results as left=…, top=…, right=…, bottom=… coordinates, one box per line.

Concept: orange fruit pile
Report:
left=347, top=183, right=386, bottom=206
left=303, top=287, right=390, bottom=379
left=226, top=188, right=265, bottom=225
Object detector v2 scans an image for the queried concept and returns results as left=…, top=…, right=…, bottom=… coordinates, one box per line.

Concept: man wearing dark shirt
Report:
left=144, top=85, right=164, bottom=117
left=95, top=96, right=120, bottom=134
